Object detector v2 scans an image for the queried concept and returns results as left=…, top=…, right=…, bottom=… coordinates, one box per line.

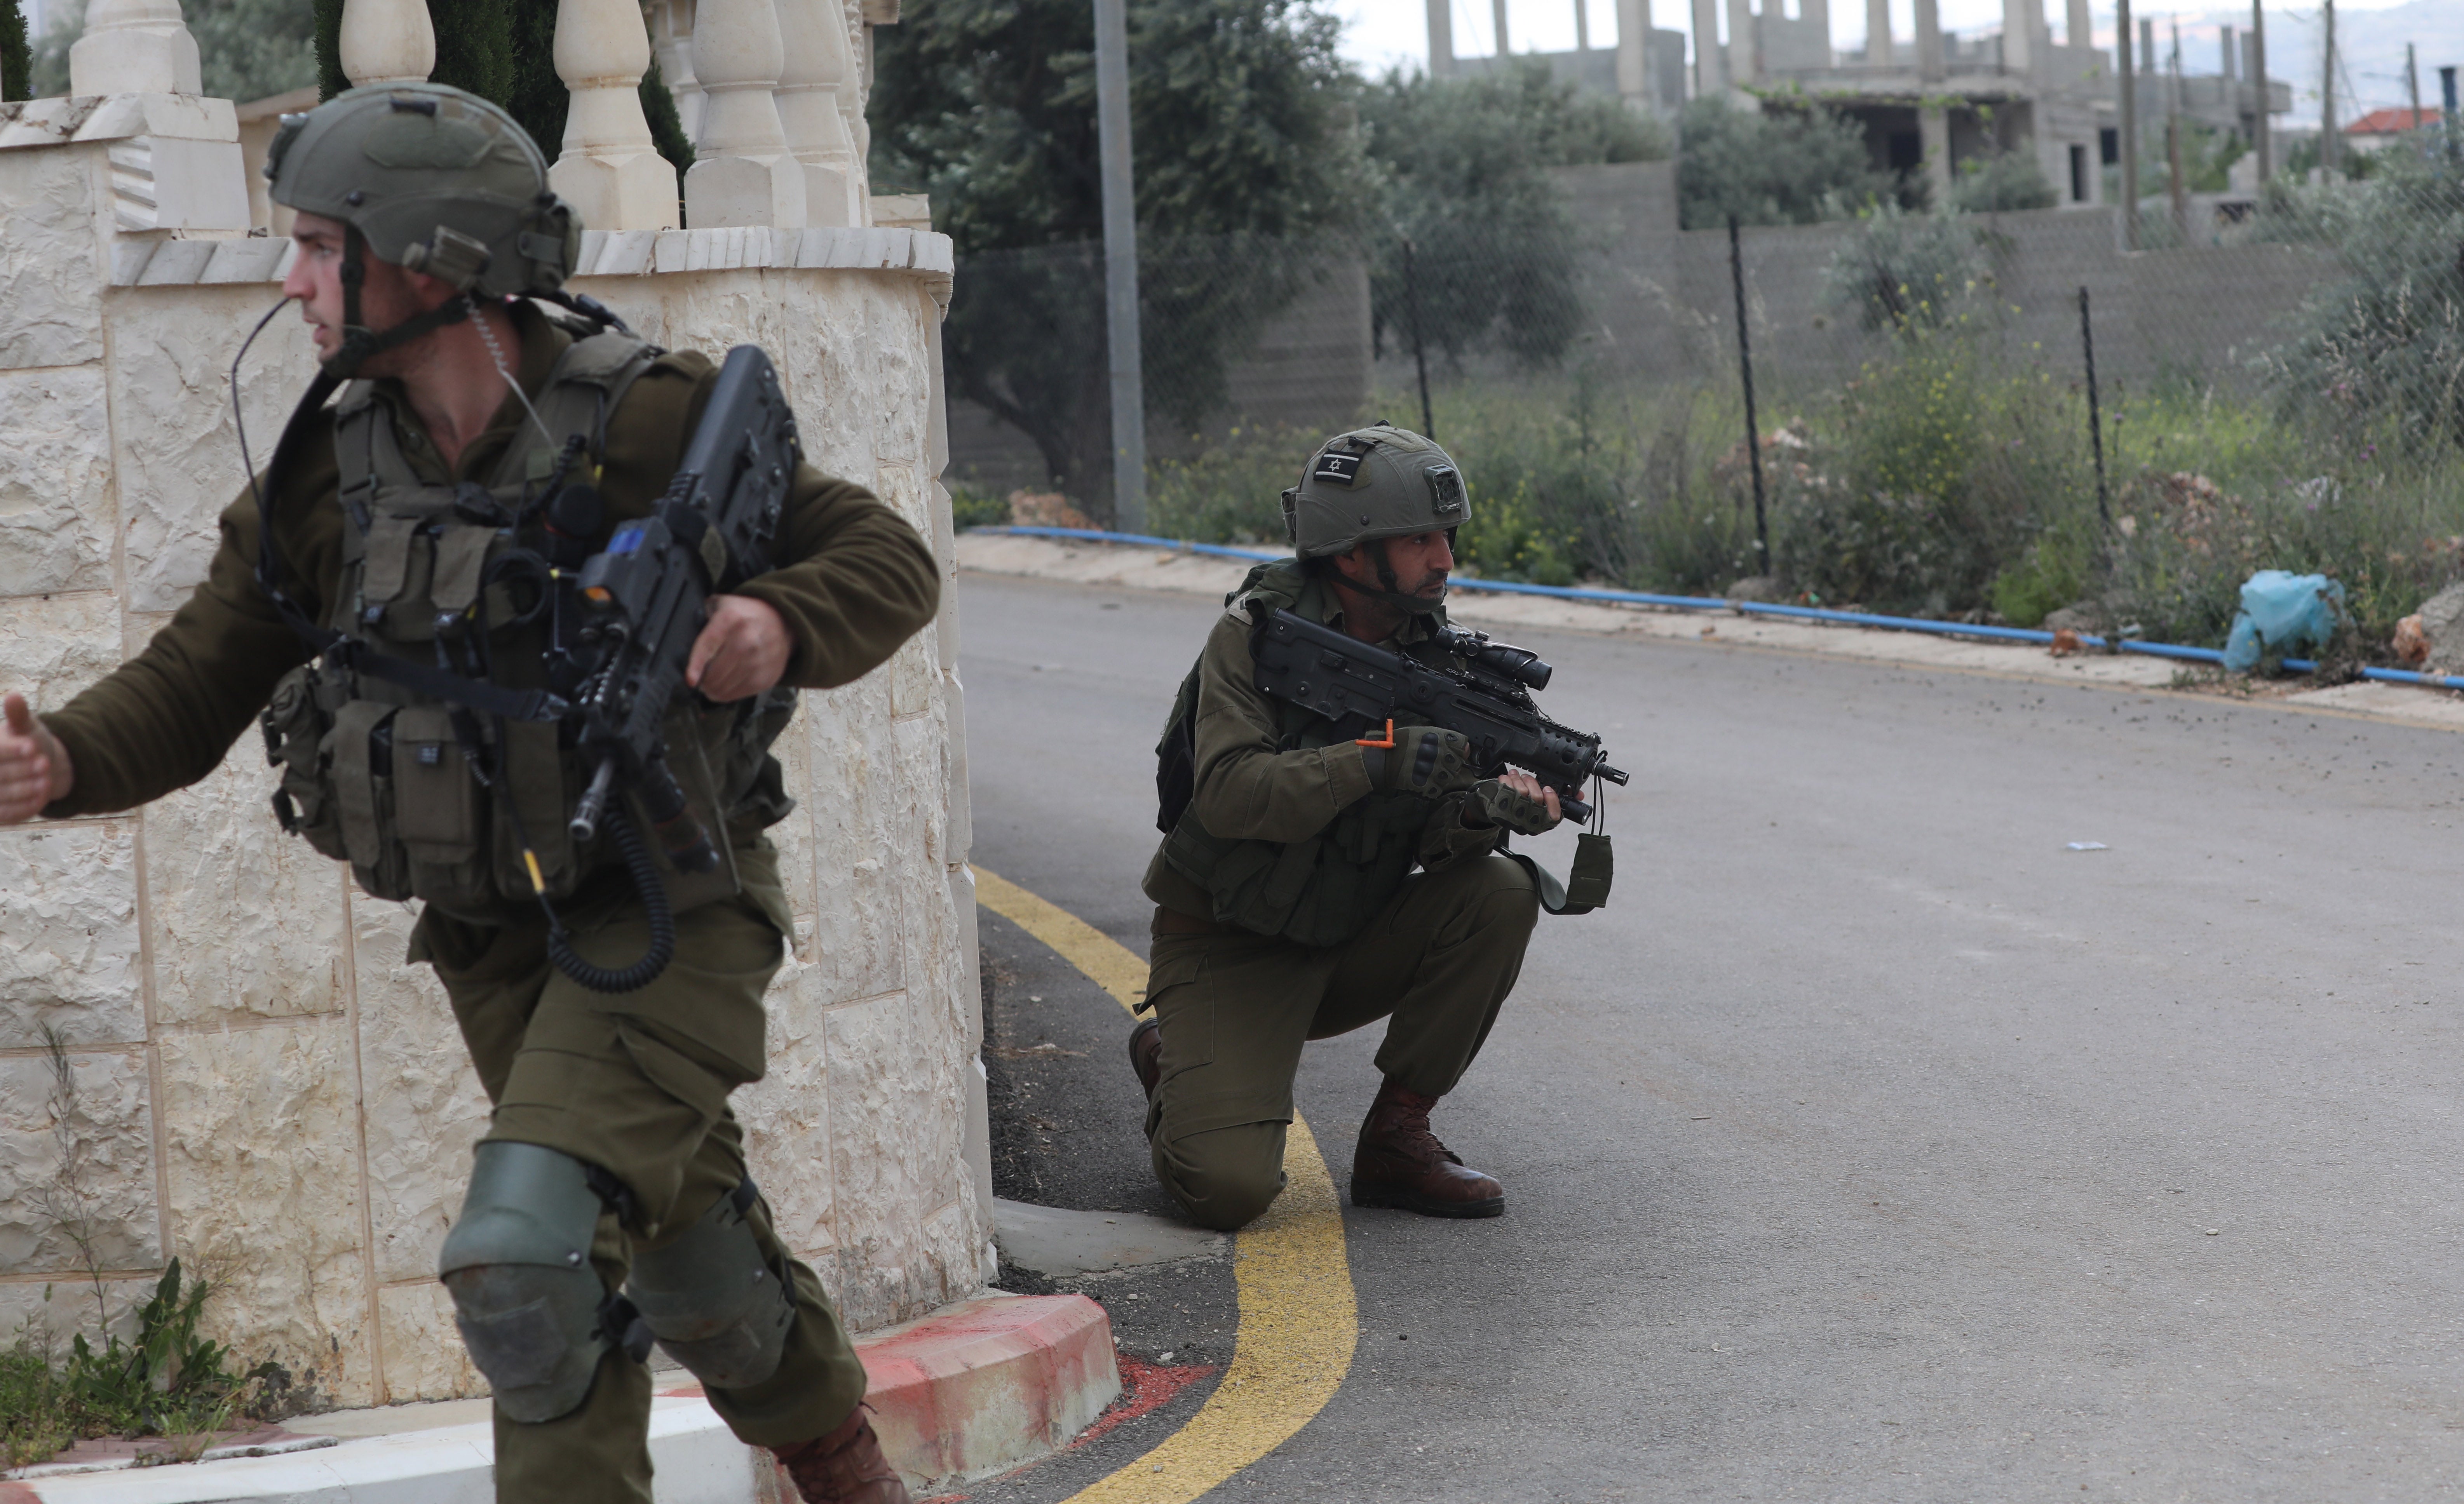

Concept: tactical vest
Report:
left=258, top=329, right=796, bottom=924
left=1154, top=560, right=1459, bottom=949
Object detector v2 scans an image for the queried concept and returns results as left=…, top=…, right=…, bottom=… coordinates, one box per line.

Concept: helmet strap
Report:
left=1355, top=536, right=1448, bottom=616
left=321, top=223, right=475, bottom=379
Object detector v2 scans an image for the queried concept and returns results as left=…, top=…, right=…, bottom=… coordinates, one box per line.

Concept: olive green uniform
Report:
left=40, top=305, right=941, bottom=1500
left=1139, top=577, right=1539, bottom=1231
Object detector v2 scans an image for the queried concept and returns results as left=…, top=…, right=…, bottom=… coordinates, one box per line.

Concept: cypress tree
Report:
left=312, top=0, right=345, bottom=98
left=1, top=0, right=31, bottom=103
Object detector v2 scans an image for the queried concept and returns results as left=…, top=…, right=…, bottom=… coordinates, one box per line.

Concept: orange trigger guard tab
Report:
left=1355, top=719, right=1397, bottom=749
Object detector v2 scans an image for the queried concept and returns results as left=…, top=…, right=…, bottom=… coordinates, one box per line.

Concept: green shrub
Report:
left=1821, top=203, right=1985, bottom=335
left=1951, top=150, right=2058, bottom=212
left=950, top=486, right=1009, bottom=530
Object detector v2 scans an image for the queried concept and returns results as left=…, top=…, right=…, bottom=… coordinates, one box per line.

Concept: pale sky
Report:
left=1332, top=0, right=2428, bottom=88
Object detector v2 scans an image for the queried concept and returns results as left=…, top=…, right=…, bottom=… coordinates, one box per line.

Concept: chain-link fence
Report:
left=946, top=139, right=2464, bottom=656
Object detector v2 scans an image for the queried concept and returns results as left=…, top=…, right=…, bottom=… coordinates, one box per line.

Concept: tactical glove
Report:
left=1362, top=724, right=1478, bottom=799
left=1467, top=777, right=1560, bottom=835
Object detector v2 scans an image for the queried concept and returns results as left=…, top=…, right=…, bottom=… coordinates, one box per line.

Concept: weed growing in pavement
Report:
left=0, top=1039, right=286, bottom=1471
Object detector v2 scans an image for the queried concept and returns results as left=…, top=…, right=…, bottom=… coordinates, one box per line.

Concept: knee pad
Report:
left=622, top=1178, right=795, bottom=1390
left=438, top=1142, right=615, bottom=1424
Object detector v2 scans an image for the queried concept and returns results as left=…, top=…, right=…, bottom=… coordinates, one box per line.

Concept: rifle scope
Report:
left=1433, top=625, right=1553, bottom=692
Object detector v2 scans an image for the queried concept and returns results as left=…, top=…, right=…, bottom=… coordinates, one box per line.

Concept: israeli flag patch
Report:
left=1311, top=452, right=1365, bottom=486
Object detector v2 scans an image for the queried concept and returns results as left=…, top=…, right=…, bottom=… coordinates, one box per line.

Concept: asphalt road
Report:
left=957, top=569, right=2464, bottom=1503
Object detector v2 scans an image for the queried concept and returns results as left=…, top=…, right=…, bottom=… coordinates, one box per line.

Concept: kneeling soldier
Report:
left=1131, top=425, right=1559, bottom=1231
left=0, top=85, right=934, bottom=1504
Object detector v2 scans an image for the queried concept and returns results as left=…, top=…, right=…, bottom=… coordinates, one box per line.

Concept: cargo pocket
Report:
left=328, top=702, right=414, bottom=902
left=393, top=706, right=492, bottom=905
left=260, top=665, right=347, bottom=863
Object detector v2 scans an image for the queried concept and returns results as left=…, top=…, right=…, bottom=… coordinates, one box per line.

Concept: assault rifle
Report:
left=1250, top=608, right=1629, bottom=823
left=546, top=345, right=797, bottom=989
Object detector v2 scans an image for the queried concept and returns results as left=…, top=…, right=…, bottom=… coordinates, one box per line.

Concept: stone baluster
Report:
left=686, top=0, right=807, bottom=228
left=68, top=0, right=203, bottom=94
left=337, top=0, right=437, bottom=86
left=844, top=3, right=874, bottom=178
left=551, top=0, right=682, bottom=229
left=774, top=0, right=859, bottom=226
left=654, top=0, right=709, bottom=143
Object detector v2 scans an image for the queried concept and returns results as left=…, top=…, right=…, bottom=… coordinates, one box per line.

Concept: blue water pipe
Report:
left=972, top=526, right=2464, bottom=695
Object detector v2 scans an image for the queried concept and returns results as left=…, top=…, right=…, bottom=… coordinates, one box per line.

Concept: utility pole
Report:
left=2249, top=0, right=2269, bottom=184
left=2406, top=42, right=2421, bottom=136
left=2319, top=0, right=2337, bottom=177
left=2117, top=0, right=2137, bottom=247
left=2167, top=17, right=2187, bottom=244
left=1093, top=0, right=1144, bottom=530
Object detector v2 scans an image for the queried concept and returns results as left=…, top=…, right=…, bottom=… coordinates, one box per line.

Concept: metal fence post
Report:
left=1728, top=215, right=1769, bottom=566
left=2078, top=285, right=2110, bottom=527
left=1402, top=234, right=1435, bottom=440
left=1093, top=0, right=1145, bottom=530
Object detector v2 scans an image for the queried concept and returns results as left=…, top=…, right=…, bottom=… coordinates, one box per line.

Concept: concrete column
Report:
left=1999, top=0, right=2032, bottom=75
left=335, top=0, right=435, bottom=87
left=653, top=0, right=708, bottom=142
left=68, top=0, right=203, bottom=92
left=550, top=0, right=680, bottom=231
left=1427, top=0, right=1455, bottom=77
left=1802, top=0, right=1831, bottom=66
left=1491, top=0, right=1511, bottom=54
left=1692, top=0, right=1723, bottom=91
left=2065, top=0, right=2088, bottom=49
left=1724, top=0, right=1755, bottom=84
left=1865, top=0, right=1890, bottom=66
left=1920, top=102, right=1951, bottom=200
left=774, top=0, right=860, bottom=226
left=1615, top=0, right=1654, bottom=107
left=1915, top=0, right=1949, bottom=202
left=685, top=0, right=807, bottom=228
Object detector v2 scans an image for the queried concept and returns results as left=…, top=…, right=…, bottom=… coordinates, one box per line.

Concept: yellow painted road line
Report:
left=971, top=866, right=1360, bottom=1504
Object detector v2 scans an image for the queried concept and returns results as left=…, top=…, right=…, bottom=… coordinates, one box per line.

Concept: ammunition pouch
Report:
left=258, top=328, right=793, bottom=923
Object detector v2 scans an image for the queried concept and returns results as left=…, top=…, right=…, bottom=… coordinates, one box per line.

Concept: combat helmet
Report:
left=264, top=82, right=583, bottom=375
left=1282, top=423, right=1469, bottom=611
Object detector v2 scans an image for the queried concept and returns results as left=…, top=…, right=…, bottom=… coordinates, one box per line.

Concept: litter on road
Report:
left=2066, top=842, right=2109, bottom=851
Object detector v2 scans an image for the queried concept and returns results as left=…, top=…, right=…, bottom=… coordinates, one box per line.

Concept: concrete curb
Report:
left=956, top=531, right=2464, bottom=735
left=2, top=1294, right=1119, bottom=1503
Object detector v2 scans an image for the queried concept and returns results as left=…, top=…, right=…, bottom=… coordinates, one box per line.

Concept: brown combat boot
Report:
left=771, top=1405, right=910, bottom=1504
left=1127, top=1017, right=1162, bottom=1100
left=1349, top=1078, right=1504, bottom=1219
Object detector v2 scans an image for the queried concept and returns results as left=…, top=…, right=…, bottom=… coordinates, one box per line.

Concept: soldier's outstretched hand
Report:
left=0, top=693, right=72, bottom=825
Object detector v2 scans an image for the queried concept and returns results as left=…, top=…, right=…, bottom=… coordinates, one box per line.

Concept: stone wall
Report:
left=0, top=110, right=990, bottom=1411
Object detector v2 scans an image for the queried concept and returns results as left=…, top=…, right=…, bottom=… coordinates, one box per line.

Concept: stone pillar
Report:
left=650, top=0, right=709, bottom=140
left=551, top=0, right=681, bottom=231
left=68, top=0, right=203, bottom=95
left=1865, top=0, right=1891, bottom=65
left=1692, top=0, right=1722, bottom=92
left=774, top=0, right=860, bottom=227
left=1724, top=0, right=1756, bottom=84
left=654, top=0, right=709, bottom=141
left=685, top=0, right=807, bottom=228
left=337, top=0, right=436, bottom=87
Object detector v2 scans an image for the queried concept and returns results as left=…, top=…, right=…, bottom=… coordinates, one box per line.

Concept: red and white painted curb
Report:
left=2, top=1293, right=1119, bottom=1502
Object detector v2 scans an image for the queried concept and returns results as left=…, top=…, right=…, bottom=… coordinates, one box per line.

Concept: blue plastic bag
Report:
left=2222, top=570, right=2345, bottom=672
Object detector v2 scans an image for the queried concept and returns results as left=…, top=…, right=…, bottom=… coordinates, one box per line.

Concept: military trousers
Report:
left=411, top=844, right=868, bottom=1504
left=1141, top=853, right=1539, bottom=1231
